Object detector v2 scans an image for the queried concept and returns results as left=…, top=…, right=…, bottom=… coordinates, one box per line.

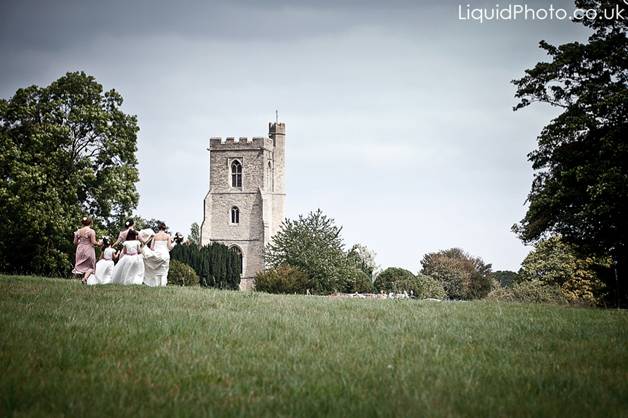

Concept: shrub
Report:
left=254, top=265, right=311, bottom=294
left=518, top=236, right=609, bottom=306
left=420, top=248, right=493, bottom=300
left=487, top=280, right=567, bottom=305
left=344, top=268, right=374, bottom=293
left=561, top=275, right=607, bottom=307
left=374, top=267, right=416, bottom=292
left=416, top=274, right=447, bottom=299
left=390, top=278, right=422, bottom=296
left=167, top=260, right=200, bottom=286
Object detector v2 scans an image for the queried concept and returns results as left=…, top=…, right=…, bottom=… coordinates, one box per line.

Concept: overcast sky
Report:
left=0, top=0, right=591, bottom=272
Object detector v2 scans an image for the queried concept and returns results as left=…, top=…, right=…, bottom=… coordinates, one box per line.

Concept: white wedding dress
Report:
left=87, top=247, right=116, bottom=285
left=111, top=240, right=145, bottom=285
left=143, top=240, right=171, bottom=287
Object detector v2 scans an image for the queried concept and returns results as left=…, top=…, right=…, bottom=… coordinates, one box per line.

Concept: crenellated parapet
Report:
left=209, top=136, right=273, bottom=149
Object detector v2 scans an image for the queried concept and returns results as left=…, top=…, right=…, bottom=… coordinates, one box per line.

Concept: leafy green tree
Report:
left=343, top=268, right=374, bottom=293
left=347, top=243, right=380, bottom=278
left=416, top=274, right=447, bottom=299
left=512, top=0, right=628, bottom=304
left=264, top=209, right=353, bottom=294
left=420, top=248, right=493, bottom=300
left=0, top=71, right=139, bottom=275
left=492, top=270, right=519, bottom=288
left=187, top=222, right=200, bottom=247
left=373, top=267, right=416, bottom=292
left=135, top=217, right=163, bottom=232
left=519, top=235, right=608, bottom=306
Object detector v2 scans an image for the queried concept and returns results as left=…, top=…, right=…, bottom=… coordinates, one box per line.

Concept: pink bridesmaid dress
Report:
left=72, top=229, right=96, bottom=276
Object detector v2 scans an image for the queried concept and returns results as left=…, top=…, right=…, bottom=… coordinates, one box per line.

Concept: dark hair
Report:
left=126, top=229, right=138, bottom=241
left=124, top=218, right=134, bottom=228
left=158, top=222, right=167, bottom=231
left=102, top=237, right=110, bottom=248
left=81, top=216, right=92, bottom=226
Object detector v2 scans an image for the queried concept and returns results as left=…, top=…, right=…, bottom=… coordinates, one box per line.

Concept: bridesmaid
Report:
left=113, top=218, right=135, bottom=248
left=72, top=216, right=100, bottom=284
left=143, top=222, right=174, bottom=287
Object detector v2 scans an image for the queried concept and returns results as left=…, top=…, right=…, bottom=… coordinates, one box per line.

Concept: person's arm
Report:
left=73, top=231, right=79, bottom=245
left=167, top=235, right=174, bottom=251
left=90, top=229, right=99, bottom=246
left=112, top=231, right=124, bottom=247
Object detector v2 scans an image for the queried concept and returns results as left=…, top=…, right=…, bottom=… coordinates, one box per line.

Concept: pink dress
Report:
left=72, top=228, right=96, bottom=275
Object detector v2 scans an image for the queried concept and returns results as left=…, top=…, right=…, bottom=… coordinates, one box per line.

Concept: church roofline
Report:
left=209, top=136, right=271, bottom=148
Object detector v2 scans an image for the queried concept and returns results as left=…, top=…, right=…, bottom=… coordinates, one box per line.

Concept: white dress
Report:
left=87, top=247, right=116, bottom=285
left=143, top=240, right=171, bottom=287
left=111, top=241, right=144, bottom=285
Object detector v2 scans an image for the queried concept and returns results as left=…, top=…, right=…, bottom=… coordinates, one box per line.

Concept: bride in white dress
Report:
left=111, top=229, right=145, bottom=285
left=141, top=223, right=174, bottom=287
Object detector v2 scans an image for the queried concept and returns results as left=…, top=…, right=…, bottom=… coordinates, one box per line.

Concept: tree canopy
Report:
left=187, top=222, right=200, bottom=247
left=512, top=0, right=627, bottom=303
left=518, top=235, right=608, bottom=306
left=420, top=248, right=493, bottom=300
left=264, top=209, right=365, bottom=294
left=0, top=72, right=139, bottom=275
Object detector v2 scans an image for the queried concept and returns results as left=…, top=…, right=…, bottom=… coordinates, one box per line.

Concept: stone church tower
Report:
left=200, top=121, right=286, bottom=289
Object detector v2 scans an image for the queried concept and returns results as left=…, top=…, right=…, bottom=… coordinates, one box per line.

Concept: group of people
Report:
left=72, top=217, right=175, bottom=287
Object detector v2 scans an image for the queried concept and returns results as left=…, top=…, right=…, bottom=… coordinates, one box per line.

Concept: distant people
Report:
left=142, top=222, right=174, bottom=287
left=111, top=229, right=144, bottom=285
left=87, top=237, right=118, bottom=285
left=72, top=217, right=100, bottom=284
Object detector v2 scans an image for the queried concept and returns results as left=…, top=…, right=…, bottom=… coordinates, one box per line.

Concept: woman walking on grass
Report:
left=72, top=216, right=100, bottom=284
left=142, top=222, right=174, bottom=287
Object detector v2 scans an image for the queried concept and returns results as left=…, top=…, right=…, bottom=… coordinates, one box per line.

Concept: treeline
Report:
left=254, top=209, right=612, bottom=307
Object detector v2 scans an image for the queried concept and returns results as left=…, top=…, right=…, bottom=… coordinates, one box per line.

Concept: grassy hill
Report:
left=1, top=275, right=626, bottom=417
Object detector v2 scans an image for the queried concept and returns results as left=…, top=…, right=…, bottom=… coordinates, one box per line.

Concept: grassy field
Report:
left=0, top=275, right=627, bottom=418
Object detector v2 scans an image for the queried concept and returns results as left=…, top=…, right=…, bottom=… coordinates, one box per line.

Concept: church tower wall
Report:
left=201, top=124, right=286, bottom=290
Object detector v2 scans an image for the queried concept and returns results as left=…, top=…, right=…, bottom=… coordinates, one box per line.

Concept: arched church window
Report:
left=231, top=160, right=242, bottom=188
left=230, top=245, right=243, bottom=273
left=231, top=206, right=240, bottom=224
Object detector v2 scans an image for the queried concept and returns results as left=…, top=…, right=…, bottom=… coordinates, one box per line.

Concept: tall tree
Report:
left=420, top=248, right=493, bottom=300
left=0, top=72, right=139, bottom=275
left=347, top=243, right=380, bottom=278
left=187, top=222, right=200, bottom=247
left=512, top=0, right=627, bottom=304
left=264, top=209, right=354, bottom=293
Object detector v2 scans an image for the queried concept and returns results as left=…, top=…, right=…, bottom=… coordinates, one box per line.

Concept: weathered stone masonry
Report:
left=200, top=122, right=286, bottom=289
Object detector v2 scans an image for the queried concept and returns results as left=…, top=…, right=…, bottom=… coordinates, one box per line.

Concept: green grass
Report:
left=1, top=275, right=627, bottom=418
